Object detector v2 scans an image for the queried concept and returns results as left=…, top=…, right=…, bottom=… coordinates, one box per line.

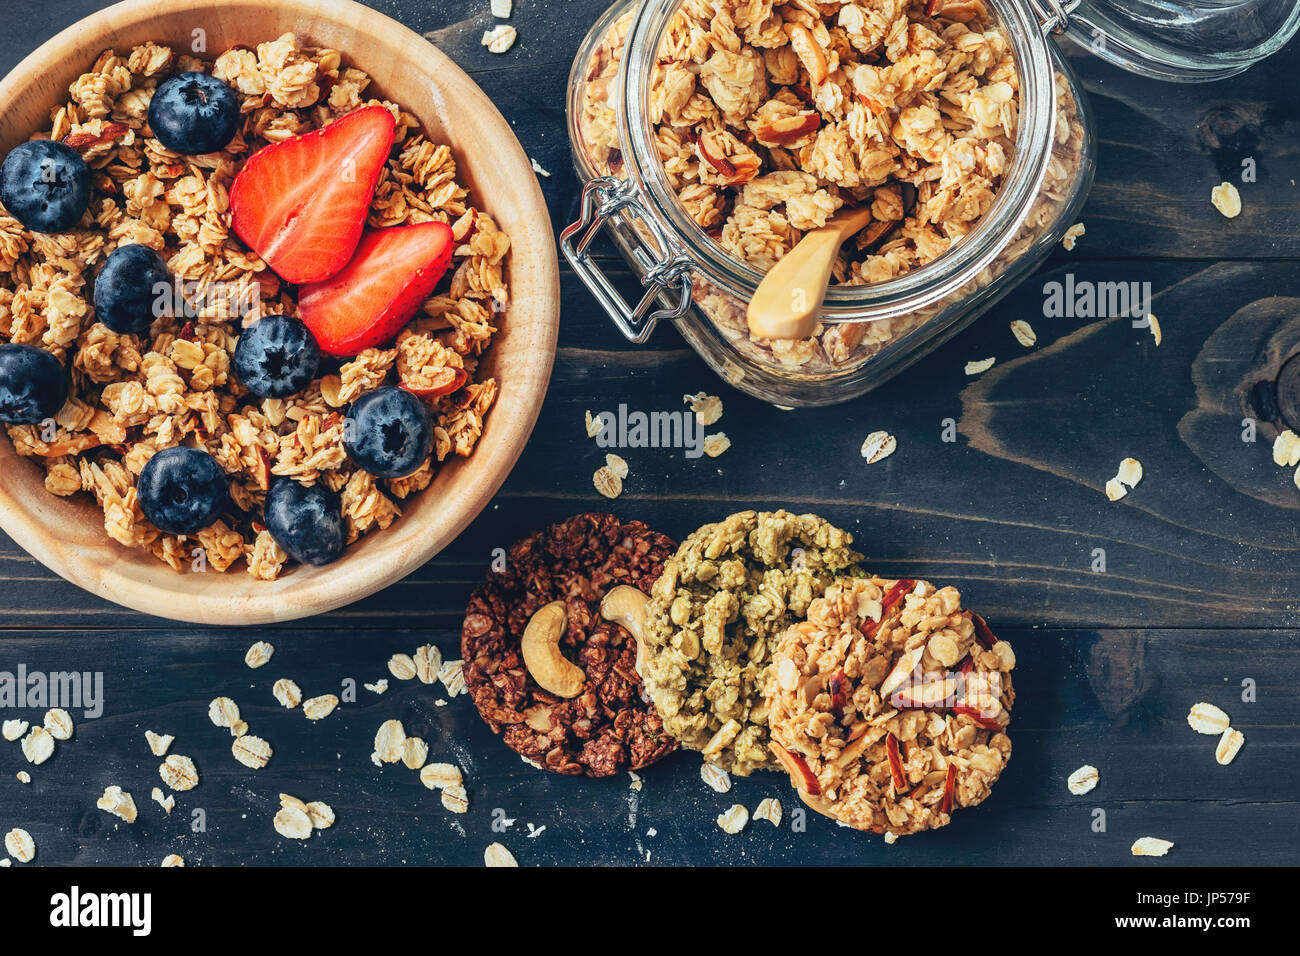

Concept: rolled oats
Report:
left=642, top=510, right=862, bottom=775
left=305, top=801, right=335, bottom=829
left=1009, top=320, right=1036, bottom=348
left=482, top=25, right=518, bottom=54
left=3, top=719, right=28, bottom=741
left=1067, top=764, right=1099, bottom=795
left=414, top=644, right=442, bottom=684
left=42, top=708, right=74, bottom=740
left=859, top=429, right=896, bottom=463
left=159, top=754, right=200, bottom=789
left=702, top=433, right=731, bottom=458
left=302, top=694, right=338, bottom=721
left=231, top=735, right=272, bottom=769
left=1061, top=222, right=1085, bottom=251
left=16, top=771, right=30, bottom=784
left=491, top=0, right=514, bottom=20
left=273, top=678, right=303, bottom=708
left=208, top=696, right=240, bottom=728
left=402, top=736, right=429, bottom=770
left=1272, top=430, right=1300, bottom=468
left=683, top=391, right=723, bottom=427
left=605, top=453, right=629, bottom=480
left=1186, top=702, right=1230, bottom=736
left=1215, top=727, right=1244, bottom=766
left=5, top=828, right=35, bottom=863
left=1, top=35, right=504, bottom=578
left=438, top=659, right=467, bottom=697
left=373, top=719, right=406, bottom=764
left=1148, top=313, right=1162, bottom=346
left=387, top=654, right=417, bottom=680
left=96, top=785, right=138, bottom=823
left=753, top=797, right=783, bottom=827
left=21, top=726, right=55, bottom=765
left=245, top=641, right=274, bottom=668
left=964, top=357, right=995, bottom=376
left=1210, top=182, right=1241, bottom=219
left=765, top=576, right=1013, bottom=836
left=1131, top=836, right=1174, bottom=857
left=592, top=464, right=623, bottom=499
left=419, top=762, right=463, bottom=791
left=716, top=804, right=749, bottom=834
left=161, top=854, right=185, bottom=867
left=365, top=679, right=389, bottom=694
left=700, top=762, right=732, bottom=793
left=441, top=783, right=470, bottom=813
left=484, top=842, right=518, bottom=867
left=152, top=787, right=174, bottom=814
left=273, top=805, right=314, bottom=840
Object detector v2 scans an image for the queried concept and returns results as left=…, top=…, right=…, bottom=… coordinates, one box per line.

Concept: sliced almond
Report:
left=787, top=24, right=828, bottom=84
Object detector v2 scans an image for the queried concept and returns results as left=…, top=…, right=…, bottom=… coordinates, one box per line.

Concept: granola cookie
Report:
left=765, top=576, right=1014, bottom=836
left=640, top=510, right=862, bottom=775
left=0, top=34, right=507, bottom=578
left=461, top=513, right=678, bottom=777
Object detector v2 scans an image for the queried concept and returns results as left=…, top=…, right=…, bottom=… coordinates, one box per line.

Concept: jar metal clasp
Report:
left=1027, top=0, right=1079, bottom=35
left=560, top=176, right=695, bottom=344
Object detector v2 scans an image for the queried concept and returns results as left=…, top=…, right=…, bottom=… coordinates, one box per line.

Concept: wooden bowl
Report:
left=0, top=0, right=559, bottom=624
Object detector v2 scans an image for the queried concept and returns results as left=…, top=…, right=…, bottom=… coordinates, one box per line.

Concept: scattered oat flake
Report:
left=584, top=409, right=602, bottom=438
left=16, top=771, right=30, bottom=784
left=402, top=736, right=429, bottom=770
left=2, top=719, right=28, bottom=741
left=1117, top=457, right=1143, bottom=488
left=1272, top=430, right=1300, bottom=468
left=753, top=797, right=782, bottom=827
left=491, top=0, right=513, bottom=16
left=1010, top=319, right=1036, bottom=347
left=482, top=24, right=517, bottom=53
left=231, top=735, right=272, bottom=770
left=530, top=157, right=550, bottom=178
left=1104, top=477, right=1127, bottom=502
left=860, top=430, right=896, bottom=464
left=364, top=679, right=389, bottom=695
left=152, top=787, right=174, bottom=815
left=306, top=801, right=335, bottom=829
left=628, top=770, right=643, bottom=791
left=703, top=432, right=731, bottom=458
left=302, top=694, right=339, bottom=721
left=244, top=641, right=274, bottom=668
left=414, top=644, right=442, bottom=684
left=420, top=762, right=463, bottom=791
left=273, top=806, right=313, bottom=840
left=43, top=708, right=73, bottom=740
left=160, top=854, right=184, bottom=867
left=606, top=453, right=630, bottom=480
left=1067, top=764, right=1099, bottom=795
left=5, top=828, right=35, bottom=863
left=438, top=660, right=467, bottom=696
left=716, top=804, right=749, bottom=834
left=700, top=762, right=731, bottom=793
left=883, top=831, right=898, bottom=845
left=208, top=696, right=240, bottom=728
left=526, top=823, right=546, bottom=838
left=387, top=653, right=417, bottom=681
left=271, top=678, right=301, bottom=708
left=21, top=727, right=54, bottom=765
left=683, top=391, right=724, bottom=426
left=1061, top=221, right=1085, bottom=251
left=1187, top=702, right=1231, bottom=735
left=965, top=357, right=996, bottom=375
left=1148, top=313, right=1162, bottom=346
left=593, top=464, right=623, bottom=499
left=1215, top=727, right=1245, bottom=766
left=442, top=784, right=470, bottom=813
left=160, top=754, right=199, bottom=789
left=96, top=786, right=138, bottom=823
left=1131, top=837, right=1174, bottom=857
left=373, top=719, right=407, bottom=764
left=485, top=842, right=518, bottom=866
left=1210, top=181, right=1241, bottom=219
left=145, top=731, right=174, bottom=757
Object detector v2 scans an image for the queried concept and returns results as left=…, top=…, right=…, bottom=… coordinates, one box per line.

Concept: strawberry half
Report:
left=230, top=105, right=395, bottom=285
left=298, top=221, right=455, bottom=357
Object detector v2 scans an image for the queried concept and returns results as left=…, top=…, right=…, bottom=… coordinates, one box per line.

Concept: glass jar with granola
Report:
left=562, top=0, right=1297, bottom=407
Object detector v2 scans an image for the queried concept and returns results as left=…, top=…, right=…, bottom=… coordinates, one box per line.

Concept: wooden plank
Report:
left=0, top=626, right=1290, bottom=866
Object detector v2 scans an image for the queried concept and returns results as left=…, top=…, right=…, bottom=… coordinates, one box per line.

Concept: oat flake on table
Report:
left=5, top=828, right=35, bottom=863
left=1187, top=702, right=1230, bottom=735
left=716, top=804, right=749, bottom=834
left=484, top=842, right=518, bottom=867
left=1010, top=320, right=1036, bottom=348
left=245, top=641, right=274, bottom=668
left=1067, top=765, right=1099, bottom=796
left=231, top=735, right=272, bottom=769
left=482, top=24, right=518, bottom=54
left=1211, top=182, right=1242, bottom=218
left=965, top=357, right=996, bottom=376
left=43, top=708, right=74, bottom=740
left=1131, top=837, right=1174, bottom=857
left=860, top=430, right=896, bottom=464
left=1062, top=222, right=1085, bottom=251
left=753, top=797, right=782, bottom=827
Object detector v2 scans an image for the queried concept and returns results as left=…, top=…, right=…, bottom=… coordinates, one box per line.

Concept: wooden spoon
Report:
left=746, top=206, right=881, bottom=340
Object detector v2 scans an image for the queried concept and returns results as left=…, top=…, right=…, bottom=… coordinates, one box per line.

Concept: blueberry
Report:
left=265, top=478, right=346, bottom=566
left=343, top=386, right=432, bottom=479
left=0, top=140, right=91, bottom=233
left=148, top=72, right=240, bottom=156
left=0, top=344, right=68, bottom=425
left=233, top=314, right=321, bottom=398
left=137, top=446, right=229, bottom=535
left=93, top=243, right=170, bottom=335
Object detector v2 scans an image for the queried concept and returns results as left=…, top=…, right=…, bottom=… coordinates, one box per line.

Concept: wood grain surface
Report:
left=0, top=0, right=1297, bottom=868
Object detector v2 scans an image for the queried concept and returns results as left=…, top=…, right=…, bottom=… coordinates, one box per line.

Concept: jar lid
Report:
left=1049, top=0, right=1300, bottom=81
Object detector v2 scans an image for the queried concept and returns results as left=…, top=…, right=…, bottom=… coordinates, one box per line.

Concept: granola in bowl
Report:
left=0, top=33, right=508, bottom=579
left=640, top=509, right=863, bottom=775
left=765, top=576, right=1014, bottom=836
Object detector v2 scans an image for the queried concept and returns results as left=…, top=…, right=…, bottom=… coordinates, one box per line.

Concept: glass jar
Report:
left=562, top=0, right=1299, bottom=407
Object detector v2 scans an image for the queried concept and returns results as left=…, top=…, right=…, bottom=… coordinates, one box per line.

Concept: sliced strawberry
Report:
left=230, top=105, right=395, bottom=285
left=299, top=222, right=455, bottom=357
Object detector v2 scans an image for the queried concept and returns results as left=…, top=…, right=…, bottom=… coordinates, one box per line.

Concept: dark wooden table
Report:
left=1, top=0, right=1297, bottom=868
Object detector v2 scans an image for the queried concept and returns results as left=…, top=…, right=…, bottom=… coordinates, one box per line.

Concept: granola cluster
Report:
left=0, top=34, right=508, bottom=578
left=461, top=513, right=679, bottom=777
left=765, top=576, right=1015, bottom=836
left=575, top=0, right=1084, bottom=376
left=640, top=510, right=863, bottom=775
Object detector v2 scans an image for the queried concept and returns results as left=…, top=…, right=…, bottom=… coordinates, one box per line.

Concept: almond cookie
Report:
left=765, top=577, right=1014, bottom=836
left=461, top=513, right=678, bottom=776
left=640, top=510, right=862, bottom=776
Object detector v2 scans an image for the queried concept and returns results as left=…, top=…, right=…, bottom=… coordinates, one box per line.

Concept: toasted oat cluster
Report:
left=765, top=576, right=1014, bottom=836
left=0, top=34, right=508, bottom=578
left=640, top=509, right=862, bottom=775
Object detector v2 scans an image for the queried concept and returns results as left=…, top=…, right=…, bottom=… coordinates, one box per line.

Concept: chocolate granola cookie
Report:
left=765, top=577, right=1015, bottom=837
left=461, top=513, right=678, bottom=777
left=640, top=510, right=863, bottom=776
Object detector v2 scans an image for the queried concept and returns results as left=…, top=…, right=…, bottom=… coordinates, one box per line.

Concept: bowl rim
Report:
left=0, top=0, right=560, bottom=625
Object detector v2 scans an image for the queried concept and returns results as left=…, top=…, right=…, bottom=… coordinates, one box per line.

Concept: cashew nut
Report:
left=599, top=585, right=650, bottom=674
left=520, top=601, right=584, bottom=698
